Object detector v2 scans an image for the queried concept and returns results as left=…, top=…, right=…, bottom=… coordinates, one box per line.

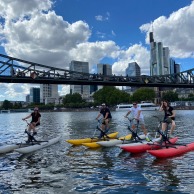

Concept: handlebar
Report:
left=23, top=119, right=30, bottom=125
left=125, top=117, right=139, bottom=123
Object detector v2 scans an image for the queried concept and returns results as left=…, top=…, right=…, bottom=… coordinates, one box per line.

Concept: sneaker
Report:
left=145, top=135, right=151, bottom=142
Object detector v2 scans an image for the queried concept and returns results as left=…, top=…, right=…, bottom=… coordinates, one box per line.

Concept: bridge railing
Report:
left=1, top=53, right=194, bottom=87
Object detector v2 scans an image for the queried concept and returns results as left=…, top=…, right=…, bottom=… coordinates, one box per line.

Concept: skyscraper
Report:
left=30, top=87, right=40, bottom=103
left=150, top=32, right=170, bottom=76
left=149, top=32, right=182, bottom=103
left=97, top=63, right=112, bottom=90
left=126, top=62, right=140, bottom=92
left=70, top=60, right=90, bottom=99
left=126, top=62, right=141, bottom=76
left=97, top=64, right=112, bottom=75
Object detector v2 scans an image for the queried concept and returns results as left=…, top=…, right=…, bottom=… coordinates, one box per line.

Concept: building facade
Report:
left=125, top=62, right=141, bottom=92
left=126, top=62, right=141, bottom=76
left=69, top=60, right=90, bottom=99
left=30, top=87, right=40, bottom=103
left=97, top=63, right=112, bottom=76
left=97, top=63, right=112, bottom=90
left=40, top=84, right=58, bottom=104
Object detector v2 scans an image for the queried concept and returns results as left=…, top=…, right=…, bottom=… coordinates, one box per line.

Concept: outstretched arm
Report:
left=22, top=114, right=31, bottom=120
left=125, top=110, right=131, bottom=118
left=96, top=113, right=101, bottom=120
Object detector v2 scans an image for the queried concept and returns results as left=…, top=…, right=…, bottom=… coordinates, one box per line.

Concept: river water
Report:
left=0, top=110, right=194, bottom=194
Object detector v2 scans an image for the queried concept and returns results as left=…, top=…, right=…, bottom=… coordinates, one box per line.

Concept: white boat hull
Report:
left=116, top=137, right=161, bottom=148
left=116, top=102, right=159, bottom=111
left=0, top=144, right=21, bottom=154
left=97, top=134, right=146, bottom=147
left=0, top=136, right=60, bottom=154
left=14, top=136, right=60, bottom=154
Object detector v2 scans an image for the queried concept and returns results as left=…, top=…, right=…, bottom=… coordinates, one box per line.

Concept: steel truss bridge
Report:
left=0, top=53, right=194, bottom=88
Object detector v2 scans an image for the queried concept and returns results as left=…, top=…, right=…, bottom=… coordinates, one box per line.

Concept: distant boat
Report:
left=116, top=101, right=159, bottom=111
left=0, top=110, right=10, bottom=113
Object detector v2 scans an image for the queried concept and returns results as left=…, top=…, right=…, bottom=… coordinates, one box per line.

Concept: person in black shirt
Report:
left=22, top=107, right=41, bottom=135
left=96, top=103, right=112, bottom=137
left=159, top=100, right=176, bottom=136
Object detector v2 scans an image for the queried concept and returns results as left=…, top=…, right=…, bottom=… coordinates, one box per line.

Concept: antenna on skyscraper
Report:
left=151, top=21, right=154, bottom=33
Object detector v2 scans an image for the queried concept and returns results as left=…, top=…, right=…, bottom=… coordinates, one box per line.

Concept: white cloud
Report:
left=95, top=12, right=110, bottom=21
left=112, top=44, right=150, bottom=75
left=69, top=41, right=120, bottom=71
left=2, top=0, right=192, bottom=101
left=0, top=10, right=91, bottom=68
left=0, top=83, right=39, bottom=101
left=140, top=0, right=194, bottom=58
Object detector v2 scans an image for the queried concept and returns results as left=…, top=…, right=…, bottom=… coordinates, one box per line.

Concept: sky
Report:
left=0, top=0, right=194, bottom=101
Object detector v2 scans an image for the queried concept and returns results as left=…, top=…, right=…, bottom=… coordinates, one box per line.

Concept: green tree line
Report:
left=2, top=86, right=192, bottom=110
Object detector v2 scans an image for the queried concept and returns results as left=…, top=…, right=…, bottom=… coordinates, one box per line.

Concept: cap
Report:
left=34, top=107, right=39, bottom=111
left=101, top=103, right=106, bottom=106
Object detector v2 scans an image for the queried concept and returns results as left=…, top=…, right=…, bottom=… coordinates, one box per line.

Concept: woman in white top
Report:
left=125, top=102, right=149, bottom=140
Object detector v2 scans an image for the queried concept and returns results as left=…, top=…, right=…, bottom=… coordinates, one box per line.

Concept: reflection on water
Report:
left=0, top=110, right=194, bottom=193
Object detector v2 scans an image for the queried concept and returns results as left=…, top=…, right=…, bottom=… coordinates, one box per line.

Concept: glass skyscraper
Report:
left=97, top=64, right=112, bottom=76
left=125, top=62, right=140, bottom=92
left=150, top=32, right=170, bottom=76
left=97, top=63, right=112, bottom=90
left=126, top=62, right=140, bottom=76
left=30, top=87, right=40, bottom=103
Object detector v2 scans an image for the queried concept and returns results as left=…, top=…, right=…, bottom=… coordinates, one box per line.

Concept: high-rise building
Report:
left=26, top=94, right=30, bottom=103
left=126, top=62, right=141, bottom=76
left=97, top=63, right=112, bottom=90
left=125, top=62, right=141, bottom=92
left=150, top=32, right=170, bottom=76
left=70, top=60, right=90, bottom=99
left=30, top=87, right=40, bottom=103
left=149, top=32, right=182, bottom=103
left=97, top=63, right=112, bottom=76
left=40, top=84, right=58, bottom=104
left=163, top=47, right=170, bottom=74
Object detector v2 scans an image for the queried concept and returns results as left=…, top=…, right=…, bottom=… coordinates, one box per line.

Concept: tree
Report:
left=93, top=86, right=130, bottom=105
left=162, top=91, right=178, bottom=102
left=130, top=88, right=156, bottom=102
left=63, top=93, right=83, bottom=104
left=1, top=100, right=13, bottom=110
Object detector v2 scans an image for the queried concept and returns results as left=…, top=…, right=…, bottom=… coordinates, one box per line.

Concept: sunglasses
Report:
left=133, top=104, right=137, bottom=105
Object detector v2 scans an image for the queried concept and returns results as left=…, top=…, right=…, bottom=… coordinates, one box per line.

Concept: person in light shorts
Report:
left=131, top=117, right=145, bottom=126
left=124, top=102, right=150, bottom=141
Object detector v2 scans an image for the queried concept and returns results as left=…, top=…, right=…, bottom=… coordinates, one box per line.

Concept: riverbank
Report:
left=1, top=106, right=194, bottom=113
left=50, top=106, right=194, bottom=112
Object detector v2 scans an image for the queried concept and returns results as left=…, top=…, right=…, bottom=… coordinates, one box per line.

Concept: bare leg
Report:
left=141, top=124, right=147, bottom=136
left=170, top=121, right=176, bottom=135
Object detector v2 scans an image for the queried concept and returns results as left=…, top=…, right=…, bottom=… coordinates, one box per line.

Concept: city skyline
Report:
left=0, top=0, right=194, bottom=101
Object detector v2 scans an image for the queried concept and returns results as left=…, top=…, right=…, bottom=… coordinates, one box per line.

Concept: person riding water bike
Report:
left=22, top=107, right=41, bottom=136
left=159, top=100, right=176, bottom=137
left=124, top=102, right=150, bottom=141
left=96, top=103, right=112, bottom=138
